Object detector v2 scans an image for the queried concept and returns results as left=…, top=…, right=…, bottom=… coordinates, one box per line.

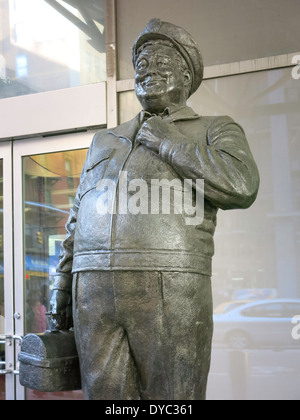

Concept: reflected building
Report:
left=0, top=0, right=106, bottom=99
left=117, top=67, right=300, bottom=304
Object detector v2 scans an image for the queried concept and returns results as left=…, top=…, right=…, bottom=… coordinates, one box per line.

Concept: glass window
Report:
left=119, top=68, right=300, bottom=304
left=284, top=303, right=300, bottom=318
left=23, top=148, right=88, bottom=400
left=119, top=67, right=300, bottom=400
left=0, top=0, right=106, bottom=99
left=242, top=303, right=284, bottom=318
left=0, top=159, right=4, bottom=400
left=189, top=68, right=300, bottom=401
left=188, top=67, right=300, bottom=303
left=214, top=301, right=249, bottom=314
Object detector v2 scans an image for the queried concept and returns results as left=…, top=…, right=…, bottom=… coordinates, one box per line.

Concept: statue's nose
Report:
left=147, top=61, right=159, bottom=75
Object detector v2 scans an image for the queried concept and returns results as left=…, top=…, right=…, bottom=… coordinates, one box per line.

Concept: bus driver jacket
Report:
left=54, top=106, right=260, bottom=292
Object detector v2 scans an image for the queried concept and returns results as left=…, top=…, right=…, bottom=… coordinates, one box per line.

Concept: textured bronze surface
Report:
left=48, top=19, right=260, bottom=400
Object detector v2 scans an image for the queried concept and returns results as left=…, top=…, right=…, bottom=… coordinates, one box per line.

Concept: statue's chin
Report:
left=136, top=92, right=169, bottom=114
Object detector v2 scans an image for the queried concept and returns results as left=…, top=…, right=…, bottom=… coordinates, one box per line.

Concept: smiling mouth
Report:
left=142, top=78, right=165, bottom=87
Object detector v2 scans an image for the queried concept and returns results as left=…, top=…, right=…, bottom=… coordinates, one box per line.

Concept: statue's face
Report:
left=135, top=43, right=191, bottom=113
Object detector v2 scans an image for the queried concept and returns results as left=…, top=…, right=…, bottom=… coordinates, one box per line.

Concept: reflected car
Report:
left=214, top=300, right=251, bottom=314
left=213, top=299, right=300, bottom=350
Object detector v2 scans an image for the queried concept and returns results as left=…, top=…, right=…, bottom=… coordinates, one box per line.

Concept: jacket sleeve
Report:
left=159, top=116, right=260, bottom=210
left=53, top=143, right=93, bottom=292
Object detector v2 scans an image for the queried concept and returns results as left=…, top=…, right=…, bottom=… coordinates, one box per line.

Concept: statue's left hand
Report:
left=49, top=290, right=73, bottom=331
left=136, top=116, right=177, bottom=154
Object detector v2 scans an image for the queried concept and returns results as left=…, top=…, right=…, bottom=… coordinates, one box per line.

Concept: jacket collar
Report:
left=162, top=106, right=201, bottom=123
left=108, top=106, right=201, bottom=143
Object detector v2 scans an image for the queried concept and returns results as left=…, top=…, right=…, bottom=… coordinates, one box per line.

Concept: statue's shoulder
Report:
left=175, top=108, right=235, bottom=129
left=199, top=115, right=235, bottom=127
left=198, top=115, right=244, bottom=135
left=92, top=114, right=141, bottom=144
left=177, top=113, right=237, bottom=137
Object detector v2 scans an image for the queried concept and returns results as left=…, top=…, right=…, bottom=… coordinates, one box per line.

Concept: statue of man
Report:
left=50, top=19, right=259, bottom=400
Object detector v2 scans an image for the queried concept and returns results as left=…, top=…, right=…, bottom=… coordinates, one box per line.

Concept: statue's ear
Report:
left=183, top=69, right=192, bottom=96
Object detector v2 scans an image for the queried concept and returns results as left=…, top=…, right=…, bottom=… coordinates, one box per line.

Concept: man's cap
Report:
left=132, top=18, right=204, bottom=96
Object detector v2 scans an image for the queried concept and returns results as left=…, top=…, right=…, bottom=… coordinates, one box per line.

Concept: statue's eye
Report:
left=137, top=59, right=148, bottom=71
left=156, top=58, right=170, bottom=68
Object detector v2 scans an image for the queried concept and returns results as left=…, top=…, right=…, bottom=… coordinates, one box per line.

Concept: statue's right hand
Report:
left=49, top=290, right=73, bottom=331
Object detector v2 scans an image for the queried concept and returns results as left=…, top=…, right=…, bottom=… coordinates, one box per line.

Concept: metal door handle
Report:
left=0, top=335, right=23, bottom=375
left=0, top=369, right=12, bottom=375
left=0, top=362, right=11, bottom=375
left=0, top=334, right=23, bottom=342
left=0, top=334, right=12, bottom=340
left=0, top=370, right=19, bottom=375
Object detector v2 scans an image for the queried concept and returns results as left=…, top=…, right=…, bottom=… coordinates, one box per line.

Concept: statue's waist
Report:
left=71, top=249, right=212, bottom=276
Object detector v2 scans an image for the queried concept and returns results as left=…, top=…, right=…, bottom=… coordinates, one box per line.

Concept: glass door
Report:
left=13, top=131, right=95, bottom=400
left=0, top=141, right=14, bottom=400
left=0, top=157, right=5, bottom=399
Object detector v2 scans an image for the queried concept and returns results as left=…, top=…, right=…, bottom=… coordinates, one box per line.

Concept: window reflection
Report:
left=188, top=68, right=300, bottom=400
left=0, top=159, right=5, bottom=400
left=0, top=160, right=3, bottom=323
left=23, top=149, right=88, bottom=335
left=242, top=303, right=283, bottom=318
left=188, top=68, right=300, bottom=304
left=119, top=68, right=300, bottom=309
left=0, top=0, right=106, bottom=99
left=23, top=149, right=87, bottom=401
left=118, top=67, right=300, bottom=400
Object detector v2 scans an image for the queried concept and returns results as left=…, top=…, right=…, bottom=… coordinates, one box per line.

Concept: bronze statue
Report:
left=50, top=19, right=260, bottom=400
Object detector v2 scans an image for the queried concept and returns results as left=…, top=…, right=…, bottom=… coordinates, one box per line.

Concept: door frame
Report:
left=0, top=141, right=14, bottom=400
left=12, top=130, right=96, bottom=400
